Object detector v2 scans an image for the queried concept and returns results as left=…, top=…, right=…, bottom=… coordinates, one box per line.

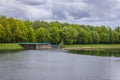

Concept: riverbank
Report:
left=1, top=43, right=120, bottom=51
left=63, top=44, right=120, bottom=51
left=0, top=43, right=24, bottom=52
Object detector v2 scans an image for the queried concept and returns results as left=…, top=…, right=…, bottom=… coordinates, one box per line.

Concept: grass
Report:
left=63, top=44, right=120, bottom=50
left=1, top=43, right=120, bottom=51
left=0, top=43, right=24, bottom=52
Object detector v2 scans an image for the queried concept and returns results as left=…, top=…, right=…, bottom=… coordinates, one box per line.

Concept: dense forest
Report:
left=0, top=16, right=120, bottom=44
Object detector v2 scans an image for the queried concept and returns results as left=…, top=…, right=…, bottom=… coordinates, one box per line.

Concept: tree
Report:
left=77, top=28, right=91, bottom=44
left=0, top=24, right=4, bottom=42
left=49, top=27, right=61, bottom=44
left=112, top=31, right=119, bottom=43
left=36, top=28, right=50, bottom=42
left=39, top=21, right=50, bottom=28
left=100, top=33, right=110, bottom=43
left=27, top=27, right=36, bottom=42
left=32, top=21, right=50, bottom=29
left=14, top=20, right=28, bottom=42
left=62, top=26, right=78, bottom=44
left=7, top=17, right=17, bottom=42
left=91, top=31, right=100, bottom=43
left=108, top=28, right=112, bottom=43
left=24, top=20, right=32, bottom=28
left=115, top=26, right=120, bottom=32
left=32, top=20, right=41, bottom=29
left=0, top=15, right=7, bottom=24
left=1, top=20, right=12, bottom=42
left=50, top=21, right=62, bottom=28
left=95, top=26, right=109, bottom=34
left=24, top=20, right=36, bottom=42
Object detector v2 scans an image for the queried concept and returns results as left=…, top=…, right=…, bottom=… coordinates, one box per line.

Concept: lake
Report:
left=0, top=50, right=120, bottom=80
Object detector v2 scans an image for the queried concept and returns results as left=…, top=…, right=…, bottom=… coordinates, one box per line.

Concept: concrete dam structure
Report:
left=20, top=43, right=60, bottom=50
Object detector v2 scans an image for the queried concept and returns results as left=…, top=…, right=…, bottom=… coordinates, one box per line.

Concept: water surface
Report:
left=0, top=50, right=120, bottom=80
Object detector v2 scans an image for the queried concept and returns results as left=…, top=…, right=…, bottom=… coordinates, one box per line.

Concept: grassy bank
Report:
left=0, top=43, right=24, bottom=52
left=63, top=44, right=120, bottom=50
left=1, top=43, right=120, bottom=51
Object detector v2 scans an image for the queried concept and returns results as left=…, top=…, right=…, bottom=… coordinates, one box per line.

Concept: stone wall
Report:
left=20, top=44, right=36, bottom=49
left=20, top=43, right=60, bottom=50
left=36, top=44, right=51, bottom=50
left=51, top=45, right=60, bottom=50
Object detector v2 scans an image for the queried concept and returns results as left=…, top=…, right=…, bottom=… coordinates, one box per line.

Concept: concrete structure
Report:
left=20, top=43, right=60, bottom=50
left=51, top=45, right=60, bottom=49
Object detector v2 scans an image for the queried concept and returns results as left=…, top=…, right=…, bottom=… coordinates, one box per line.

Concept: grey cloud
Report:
left=66, top=8, right=90, bottom=19
left=1, top=7, right=26, bottom=20
left=83, top=0, right=118, bottom=18
left=0, top=0, right=120, bottom=28
left=17, top=0, right=47, bottom=6
left=51, top=1, right=90, bottom=19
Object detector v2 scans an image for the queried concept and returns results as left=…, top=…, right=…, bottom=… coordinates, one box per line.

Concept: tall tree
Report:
left=24, top=20, right=36, bottom=42
left=14, top=20, right=28, bottom=42
left=62, top=26, right=78, bottom=44
left=36, top=28, right=50, bottom=42
left=1, top=20, right=12, bottom=42
left=0, top=24, right=4, bottom=42
left=100, top=33, right=110, bottom=43
left=77, top=28, right=91, bottom=44
left=49, top=27, right=61, bottom=44
left=91, top=31, right=100, bottom=43
left=112, top=31, right=119, bottom=43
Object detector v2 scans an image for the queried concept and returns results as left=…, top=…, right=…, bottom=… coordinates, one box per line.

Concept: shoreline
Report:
left=0, top=43, right=24, bottom=52
left=63, top=44, right=120, bottom=51
left=1, top=43, right=120, bottom=51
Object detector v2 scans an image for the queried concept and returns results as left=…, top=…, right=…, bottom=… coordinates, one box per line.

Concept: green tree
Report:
left=24, top=20, right=32, bottom=28
left=62, top=26, right=78, bottom=44
left=0, top=24, right=4, bottom=42
left=1, top=20, right=12, bottom=42
left=100, top=33, right=110, bottom=43
left=27, top=27, right=36, bottom=42
left=50, top=21, right=62, bottom=28
left=7, top=17, right=16, bottom=42
left=49, top=27, right=61, bottom=44
left=77, top=28, right=91, bottom=44
left=14, top=20, right=28, bottom=42
left=32, top=21, right=50, bottom=29
left=115, top=26, right=120, bottom=32
left=91, top=31, right=100, bottom=43
left=24, top=20, right=36, bottom=42
left=36, top=28, right=50, bottom=42
left=112, top=31, right=119, bottom=43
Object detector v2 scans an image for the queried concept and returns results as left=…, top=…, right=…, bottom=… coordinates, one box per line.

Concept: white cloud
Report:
left=24, top=5, right=53, bottom=20
left=0, top=0, right=120, bottom=28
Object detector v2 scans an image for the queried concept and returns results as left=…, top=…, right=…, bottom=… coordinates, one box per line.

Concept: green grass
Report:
left=0, top=43, right=24, bottom=51
left=64, top=44, right=120, bottom=50
left=1, top=43, right=120, bottom=51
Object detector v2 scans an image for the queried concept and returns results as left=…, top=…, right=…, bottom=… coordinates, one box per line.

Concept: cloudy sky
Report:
left=0, top=0, right=120, bottom=28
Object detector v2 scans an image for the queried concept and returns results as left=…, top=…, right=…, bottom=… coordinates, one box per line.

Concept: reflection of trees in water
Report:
left=69, top=49, right=120, bottom=57
left=0, top=49, right=25, bottom=57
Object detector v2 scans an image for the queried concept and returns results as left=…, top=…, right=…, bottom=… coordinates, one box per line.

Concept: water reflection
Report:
left=0, top=49, right=25, bottom=57
left=69, top=49, right=120, bottom=57
left=0, top=49, right=24, bottom=53
left=0, top=50, right=120, bottom=80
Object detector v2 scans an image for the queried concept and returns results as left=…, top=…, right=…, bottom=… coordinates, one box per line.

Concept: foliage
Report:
left=0, top=15, right=120, bottom=44
left=91, top=31, right=100, bottom=43
left=100, top=33, right=110, bottom=43
left=36, top=27, right=50, bottom=42
left=62, top=26, right=78, bottom=44
left=49, top=27, right=61, bottom=44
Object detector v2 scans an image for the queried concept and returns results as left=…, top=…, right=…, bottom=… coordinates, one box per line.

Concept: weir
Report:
left=19, top=43, right=60, bottom=50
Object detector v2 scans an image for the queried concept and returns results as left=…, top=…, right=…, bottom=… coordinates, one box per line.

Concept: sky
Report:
left=0, top=0, right=120, bottom=28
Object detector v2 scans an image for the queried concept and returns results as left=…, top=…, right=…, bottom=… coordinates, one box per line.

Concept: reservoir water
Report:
left=0, top=50, right=120, bottom=80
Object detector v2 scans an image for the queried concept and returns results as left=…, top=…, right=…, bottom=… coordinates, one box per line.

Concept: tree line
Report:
left=0, top=16, right=120, bottom=44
